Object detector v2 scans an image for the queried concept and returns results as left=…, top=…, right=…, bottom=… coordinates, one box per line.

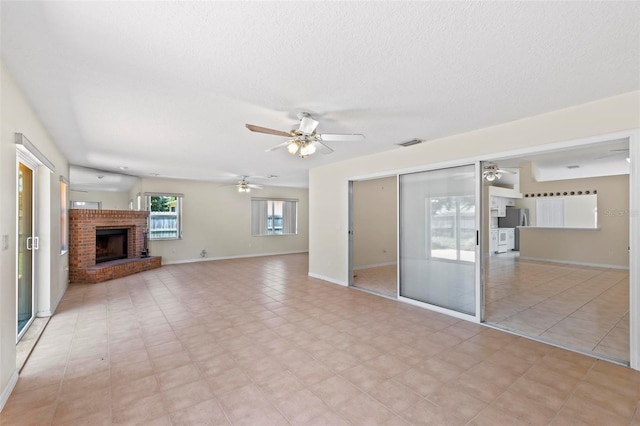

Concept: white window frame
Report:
left=251, top=198, right=298, bottom=236
left=146, top=193, right=183, bottom=240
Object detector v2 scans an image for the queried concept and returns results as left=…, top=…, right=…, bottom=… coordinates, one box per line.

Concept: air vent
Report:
left=567, top=165, right=580, bottom=169
left=397, top=138, right=424, bottom=147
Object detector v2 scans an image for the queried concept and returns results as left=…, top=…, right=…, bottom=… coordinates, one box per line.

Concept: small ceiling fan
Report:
left=483, top=163, right=517, bottom=182
left=246, top=112, right=364, bottom=158
left=231, top=175, right=278, bottom=193
left=234, top=176, right=263, bottom=193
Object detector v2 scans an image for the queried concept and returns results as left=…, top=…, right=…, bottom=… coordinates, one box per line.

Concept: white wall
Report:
left=140, top=178, right=309, bottom=263
left=70, top=190, right=131, bottom=210
left=309, top=91, right=640, bottom=285
left=518, top=169, right=629, bottom=267
left=352, top=176, right=397, bottom=269
left=1, top=62, right=70, bottom=408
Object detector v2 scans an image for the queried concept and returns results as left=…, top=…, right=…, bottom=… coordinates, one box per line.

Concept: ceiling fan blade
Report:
left=314, top=141, right=334, bottom=154
left=496, top=169, right=517, bottom=175
left=318, top=133, right=365, bottom=142
left=247, top=184, right=263, bottom=189
left=265, top=141, right=291, bottom=152
left=246, top=124, right=292, bottom=137
left=299, top=117, right=319, bottom=134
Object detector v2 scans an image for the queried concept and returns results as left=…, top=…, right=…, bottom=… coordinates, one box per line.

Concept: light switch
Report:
left=2, top=235, right=9, bottom=251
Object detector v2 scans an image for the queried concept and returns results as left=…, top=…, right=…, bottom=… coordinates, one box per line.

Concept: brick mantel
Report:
left=69, top=209, right=160, bottom=283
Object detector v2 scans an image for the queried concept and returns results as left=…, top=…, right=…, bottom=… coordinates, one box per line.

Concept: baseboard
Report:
left=353, top=261, right=397, bottom=270
left=518, top=256, right=629, bottom=270
left=162, top=250, right=309, bottom=265
left=308, top=272, right=347, bottom=287
left=0, top=369, right=19, bottom=413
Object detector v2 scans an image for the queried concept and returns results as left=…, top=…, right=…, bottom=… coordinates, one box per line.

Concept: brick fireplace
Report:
left=69, top=209, right=161, bottom=283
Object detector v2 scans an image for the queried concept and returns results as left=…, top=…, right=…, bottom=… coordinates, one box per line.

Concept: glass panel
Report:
left=18, top=162, right=34, bottom=336
left=60, top=180, right=68, bottom=252
left=399, top=165, right=477, bottom=315
left=269, top=200, right=284, bottom=234
left=149, top=195, right=180, bottom=239
left=430, top=196, right=476, bottom=261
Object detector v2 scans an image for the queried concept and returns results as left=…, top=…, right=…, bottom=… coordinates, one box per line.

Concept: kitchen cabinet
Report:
left=490, top=196, right=515, bottom=217
left=490, top=196, right=507, bottom=217
left=506, top=228, right=515, bottom=250
left=490, top=196, right=499, bottom=209
left=497, top=200, right=506, bottom=217
left=490, top=229, right=499, bottom=253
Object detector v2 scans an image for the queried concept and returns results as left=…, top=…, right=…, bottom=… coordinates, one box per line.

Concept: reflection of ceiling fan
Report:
left=483, top=163, right=517, bottom=181
left=245, top=112, right=364, bottom=158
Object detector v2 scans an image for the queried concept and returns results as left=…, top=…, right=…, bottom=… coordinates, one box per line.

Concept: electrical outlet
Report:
left=1, top=235, right=8, bottom=251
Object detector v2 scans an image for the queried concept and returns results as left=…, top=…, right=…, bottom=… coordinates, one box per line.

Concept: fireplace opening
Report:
left=96, top=228, right=128, bottom=264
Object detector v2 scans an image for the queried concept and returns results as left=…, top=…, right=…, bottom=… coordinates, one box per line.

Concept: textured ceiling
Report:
left=2, top=1, right=639, bottom=191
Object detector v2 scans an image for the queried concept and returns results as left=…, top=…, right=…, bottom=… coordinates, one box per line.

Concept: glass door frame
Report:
left=397, top=161, right=483, bottom=323
left=16, top=152, right=37, bottom=342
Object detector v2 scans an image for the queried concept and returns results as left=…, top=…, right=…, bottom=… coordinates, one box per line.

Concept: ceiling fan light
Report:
left=300, top=143, right=316, bottom=157
left=287, top=141, right=300, bottom=155
left=485, top=173, right=496, bottom=182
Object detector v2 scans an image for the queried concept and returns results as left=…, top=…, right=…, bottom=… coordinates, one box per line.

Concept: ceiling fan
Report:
left=235, top=176, right=264, bottom=193
left=483, top=163, right=517, bottom=182
left=245, top=112, right=364, bottom=158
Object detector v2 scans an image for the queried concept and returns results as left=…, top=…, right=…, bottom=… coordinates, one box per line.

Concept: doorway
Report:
left=17, top=158, right=37, bottom=341
left=482, top=138, right=632, bottom=364
left=349, top=176, right=398, bottom=298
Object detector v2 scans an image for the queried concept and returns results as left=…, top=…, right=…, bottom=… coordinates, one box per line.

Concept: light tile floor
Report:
left=2, top=253, right=639, bottom=425
left=355, top=254, right=630, bottom=362
left=353, top=265, right=397, bottom=298
left=485, top=252, right=630, bottom=362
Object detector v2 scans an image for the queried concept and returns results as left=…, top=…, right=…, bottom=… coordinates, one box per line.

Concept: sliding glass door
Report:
left=399, top=164, right=479, bottom=317
left=17, top=160, right=36, bottom=339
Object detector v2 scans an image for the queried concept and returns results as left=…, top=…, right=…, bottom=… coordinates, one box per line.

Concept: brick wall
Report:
left=69, top=209, right=156, bottom=283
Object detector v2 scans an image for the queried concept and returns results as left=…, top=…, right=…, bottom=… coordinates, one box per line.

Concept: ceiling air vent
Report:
left=567, top=165, right=580, bottom=169
left=397, top=138, right=424, bottom=147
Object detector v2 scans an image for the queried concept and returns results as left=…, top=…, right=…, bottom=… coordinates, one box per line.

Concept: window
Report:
left=60, top=178, right=68, bottom=253
left=147, top=193, right=183, bottom=240
left=251, top=198, right=297, bottom=236
left=70, top=200, right=101, bottom=209
left=428, top=195, right=475, bottom=262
